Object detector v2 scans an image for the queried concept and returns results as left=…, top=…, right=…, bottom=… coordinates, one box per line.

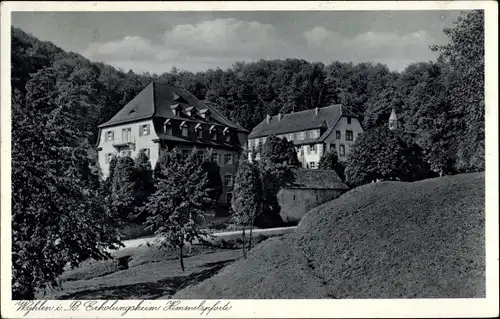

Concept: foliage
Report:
left=142, top=148, right=214, bottom=271
left=318, top=150, right=346, bottom=181
left=345, top=126, right=430, bottom=187
left=231, top=157, right=262, bottom=258
left=431, top=10, right=485, bottom=172
left=261, top=135, right=300, bottom=166
left=133, top=149, right=155, bottom=222
left=200, top=149, right=224, bottom=205
left=256, top=146, right=296, bottom=228
left=11, top=68, right=122, bottom=299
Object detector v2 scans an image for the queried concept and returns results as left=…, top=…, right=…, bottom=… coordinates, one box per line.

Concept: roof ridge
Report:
left=281, top=104, right=342, bottom=117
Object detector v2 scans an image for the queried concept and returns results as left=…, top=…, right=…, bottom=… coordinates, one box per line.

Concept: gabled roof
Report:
left=248, top=104, right=357, bottom=139
left=99, top=82, right=248, bottom=132
left=288, top=169, right=349, bottom=190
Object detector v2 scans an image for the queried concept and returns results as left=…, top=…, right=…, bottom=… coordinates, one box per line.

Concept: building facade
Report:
left=247, top=105, right=364, bottom=168
left=96, top=82, right=249, bottom=205
left=277, top=169, right=349, bottom=222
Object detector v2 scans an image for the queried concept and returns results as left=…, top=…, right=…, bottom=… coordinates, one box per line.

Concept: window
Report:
left=105, top=131, right=114, bottom=142
left=311, top=144, right=317, bottom=153
left=309, top=130, right=319, bottom=139
left=339, top=144, right=345, bottom=156
left=139, top=124, right=150, bottom=136
left=298, top=131, right=306, bottom=140
left=288, top=133, right=294, bottom=141
left=347, top=117, right=352, bottom=124
left=182, top=127, right=188, bottom=137
left=224, top=154, right=233, bottom=165
left=122, top=128, right=131, bottom=142
left=226, top=192, right=233, bottom=204
left=197, top=127, right=203, bottom=138
left=330, top=144, right=336, bottom=152
left=346, top=130, right=353, bottom=141
left=225, top=133, right=231, bottom=143
left=336, top=130, right=341, bottom=139
left=141, top=148, right=150, bottom=158
left=224, top=175, right=233, bottom=187
left=310, top=162, right=316, bottom=169
left=293, top=194, right=296, bottom=200
left=165, top=121, right=172, bottom=135
left=105, top=153, right=113, bottom=164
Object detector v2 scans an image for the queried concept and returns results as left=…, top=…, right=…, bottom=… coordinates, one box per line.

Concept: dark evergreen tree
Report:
left=232, top=156, right=262, bottom=258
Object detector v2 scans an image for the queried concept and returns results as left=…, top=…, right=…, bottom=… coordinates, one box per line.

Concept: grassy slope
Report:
left=174, top=172, right=485, bottom=299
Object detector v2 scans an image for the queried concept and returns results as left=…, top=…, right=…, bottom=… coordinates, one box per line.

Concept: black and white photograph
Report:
left=1, top=1, right=498, bottom=318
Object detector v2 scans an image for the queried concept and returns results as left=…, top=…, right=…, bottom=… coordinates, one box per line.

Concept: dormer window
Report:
left=209, top=125, right=217, bottom=141
left=223, top=127, right=230, bottom=143
left=164, top=119, right=172, bottom=135
left=195, top=123, right=203, bottom=139
left=180, top=121, right=188, bottom=137
left=170, top=104, right=180, bottom=117
left=200, top=109, right=210, bottom=121
left=185, top=106, right=195, bottom=118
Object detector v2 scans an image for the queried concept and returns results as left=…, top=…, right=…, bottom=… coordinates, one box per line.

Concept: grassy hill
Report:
left=174, top=172, right=485, bottom=299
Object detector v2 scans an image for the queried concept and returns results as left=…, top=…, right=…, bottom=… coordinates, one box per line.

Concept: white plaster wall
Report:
left=323, top=116, right=364, bottom=159
left=97, top=119, right=160, bottom=178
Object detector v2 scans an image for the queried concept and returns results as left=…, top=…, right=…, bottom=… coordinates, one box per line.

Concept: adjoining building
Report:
left=247, top=105, right=365, bottom=169
left=96, top=82, right=249, bottom=205
left=277, top=169, right=349, bottom=223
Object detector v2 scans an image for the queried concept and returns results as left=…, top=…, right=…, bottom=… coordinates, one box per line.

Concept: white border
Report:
left=1, top=1, right=498, bottom=318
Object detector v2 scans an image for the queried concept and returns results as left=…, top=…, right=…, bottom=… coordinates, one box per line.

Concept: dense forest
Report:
left=10, top=10, right=485, bottom=299
left=11, top=10, right=484, bottom=174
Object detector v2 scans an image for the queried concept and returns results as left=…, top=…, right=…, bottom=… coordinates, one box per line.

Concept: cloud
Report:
left=302, top=27, right=436, bottom=70
left=163, top=18, right=284, bottom=55
left=82, top=18, right=439, bottom=74
left=84, top=36, right=159, bottom=61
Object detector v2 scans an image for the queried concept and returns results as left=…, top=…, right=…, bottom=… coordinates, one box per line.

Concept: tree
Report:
left=143, top=148, right=214, bottom=271
left=200, top=149, right=223, bottom=205
left=110, top=156, right=137, bottom=222
left=261, top=135, right=300, bottom=166
left=345, top=126, right=430, bottom=187
left=256, top=138, right=297, bottom=227
left=318, top=150, right=345, bottom=181
left=231, top=157, right=262, bottom=258
left=431, top=11, right=485, bottom=172
left=11, top=68, right=122, bottom=299
left=132, top=149, right=155, bottom=222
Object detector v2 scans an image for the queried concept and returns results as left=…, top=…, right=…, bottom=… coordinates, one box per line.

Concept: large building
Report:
left=96, top=82, right=249, bottom=204
left=247, top=105, right=364, bottom=168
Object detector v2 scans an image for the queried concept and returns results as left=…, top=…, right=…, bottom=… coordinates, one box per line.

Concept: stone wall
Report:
left=277, top=188, right=345, bottom=223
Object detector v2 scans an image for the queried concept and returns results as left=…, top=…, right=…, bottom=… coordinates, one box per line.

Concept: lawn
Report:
left=37, top=234, right=274, bottom=299
left=174, top=172, right=485, bottom=299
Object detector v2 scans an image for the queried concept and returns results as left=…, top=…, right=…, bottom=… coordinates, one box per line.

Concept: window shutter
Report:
left=139, top=126, right=143, bottom=136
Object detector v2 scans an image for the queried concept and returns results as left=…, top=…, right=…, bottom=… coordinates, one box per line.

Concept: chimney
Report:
left=278, top=113, right=282, bottom=121
left=266, top=114, right=271, bottom=124
left=315, top=107, right=319, bottom=115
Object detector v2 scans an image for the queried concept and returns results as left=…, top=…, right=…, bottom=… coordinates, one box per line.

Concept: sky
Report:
left=12, top=10, right=462, bottom=74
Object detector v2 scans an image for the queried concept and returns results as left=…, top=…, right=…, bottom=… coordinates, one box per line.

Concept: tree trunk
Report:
left=179, top=244, right=185, bottom=272
left=248, top=223, right=253, bottom=252
left=242, top=227, right=247, bottom=260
